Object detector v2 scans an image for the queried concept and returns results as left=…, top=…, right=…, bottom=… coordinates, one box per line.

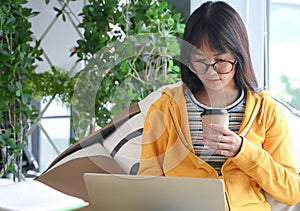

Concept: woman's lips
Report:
left=206, top=78, right=221, bottom=83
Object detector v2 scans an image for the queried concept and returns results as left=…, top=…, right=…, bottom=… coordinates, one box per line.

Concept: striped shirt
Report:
left=184, top=88, right=246, bottom=175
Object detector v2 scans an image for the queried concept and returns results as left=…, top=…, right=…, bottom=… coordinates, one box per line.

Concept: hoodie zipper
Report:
left=225, top=191, right=231, bottom=211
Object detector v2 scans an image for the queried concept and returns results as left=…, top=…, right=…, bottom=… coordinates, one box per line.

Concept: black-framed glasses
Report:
left=189, top=59, right=237, bottom=74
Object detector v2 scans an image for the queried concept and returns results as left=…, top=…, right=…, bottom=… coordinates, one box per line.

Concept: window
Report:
left=269, top=0, right=300, bottom=109
left=38, top=100, right=72, bottom=171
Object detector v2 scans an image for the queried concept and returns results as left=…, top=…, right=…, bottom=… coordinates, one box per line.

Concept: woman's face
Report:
left=190, top=44, right=237, bottom=92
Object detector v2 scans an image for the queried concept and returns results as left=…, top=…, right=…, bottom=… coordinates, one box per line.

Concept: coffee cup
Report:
left=201, top=109, right=229, bottom=138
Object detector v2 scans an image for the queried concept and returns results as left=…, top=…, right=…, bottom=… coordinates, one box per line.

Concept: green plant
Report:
left=27, top=67, right=77, bottom=105
left=0, top=0, right=43, bottom=180
left=72, top=0, right=185, bottom=139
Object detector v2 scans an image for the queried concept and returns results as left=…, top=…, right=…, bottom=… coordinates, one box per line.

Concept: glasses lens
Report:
left=214, top=61, right=233, bottom=73
left=190, top=62, right=207, bottom=74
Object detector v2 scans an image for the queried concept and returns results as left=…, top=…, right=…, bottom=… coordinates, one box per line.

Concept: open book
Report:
left=0, top=179, right=88, bottom=211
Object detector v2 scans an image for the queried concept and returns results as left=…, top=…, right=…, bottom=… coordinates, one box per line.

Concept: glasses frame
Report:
left=188, top=59, right=238, bottom=75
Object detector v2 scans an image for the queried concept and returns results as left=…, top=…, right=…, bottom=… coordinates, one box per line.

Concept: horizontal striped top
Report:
left=184, top=88, right=246, bottom=175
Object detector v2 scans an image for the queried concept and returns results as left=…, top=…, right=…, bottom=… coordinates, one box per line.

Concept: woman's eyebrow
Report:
left=214, top=52, right=226, bottom=56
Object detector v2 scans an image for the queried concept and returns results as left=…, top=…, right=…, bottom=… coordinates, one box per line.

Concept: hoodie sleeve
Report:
left=137, top=95, right=171, bottom=176
left=231, top=97, right=300, bottom=206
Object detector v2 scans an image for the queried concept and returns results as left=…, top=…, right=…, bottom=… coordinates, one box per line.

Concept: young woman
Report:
left=138, top=1, right=300, bottom=210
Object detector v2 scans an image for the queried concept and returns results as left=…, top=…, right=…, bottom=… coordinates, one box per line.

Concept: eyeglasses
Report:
left=188, top=59, right=237, bottom=75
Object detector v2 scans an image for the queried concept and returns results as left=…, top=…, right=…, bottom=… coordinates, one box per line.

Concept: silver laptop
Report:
left=84, top=173, right=226, bottom=211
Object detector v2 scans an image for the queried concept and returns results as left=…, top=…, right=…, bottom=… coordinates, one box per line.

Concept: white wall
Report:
left=26, top=0, right=85, bottom=75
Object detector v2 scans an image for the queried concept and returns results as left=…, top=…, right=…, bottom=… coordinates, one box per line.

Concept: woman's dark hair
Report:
left=180, top=1, right=259, bottom=93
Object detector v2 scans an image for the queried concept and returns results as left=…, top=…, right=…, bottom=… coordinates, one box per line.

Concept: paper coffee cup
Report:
left=201, top=109, right=229, bottom=137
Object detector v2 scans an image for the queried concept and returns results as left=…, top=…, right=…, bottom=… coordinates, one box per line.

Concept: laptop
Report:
left=83, top=173, right=226, bottom=211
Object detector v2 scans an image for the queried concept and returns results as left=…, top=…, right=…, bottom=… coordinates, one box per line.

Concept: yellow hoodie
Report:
left=138, top=85, right=300, bottom=210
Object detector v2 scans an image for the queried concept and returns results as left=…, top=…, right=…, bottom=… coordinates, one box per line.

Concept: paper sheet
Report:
left=0, top=180, right=88, bottom=211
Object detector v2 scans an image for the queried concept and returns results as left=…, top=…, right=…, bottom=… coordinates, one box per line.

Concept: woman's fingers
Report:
left=203, top=124, right=243, bottom=157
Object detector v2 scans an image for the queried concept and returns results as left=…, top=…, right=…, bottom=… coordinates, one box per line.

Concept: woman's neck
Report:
left=195, top=87, right=241, bottom=108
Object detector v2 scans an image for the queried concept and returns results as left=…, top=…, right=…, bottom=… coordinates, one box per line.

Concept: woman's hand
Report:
left=202, top=123, right=243, bottom=157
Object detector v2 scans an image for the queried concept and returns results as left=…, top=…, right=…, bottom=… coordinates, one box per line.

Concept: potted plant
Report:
left=0, top=0, right=43, bottom=180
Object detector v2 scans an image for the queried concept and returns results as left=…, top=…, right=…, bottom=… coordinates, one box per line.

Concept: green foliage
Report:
left=72, top=0, right=185, bottom=138
left=25, top=67, right=78, bottom=106
left=277, top=75, right=300, bottom=110
left=0, top=0, right=42, bottom=179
